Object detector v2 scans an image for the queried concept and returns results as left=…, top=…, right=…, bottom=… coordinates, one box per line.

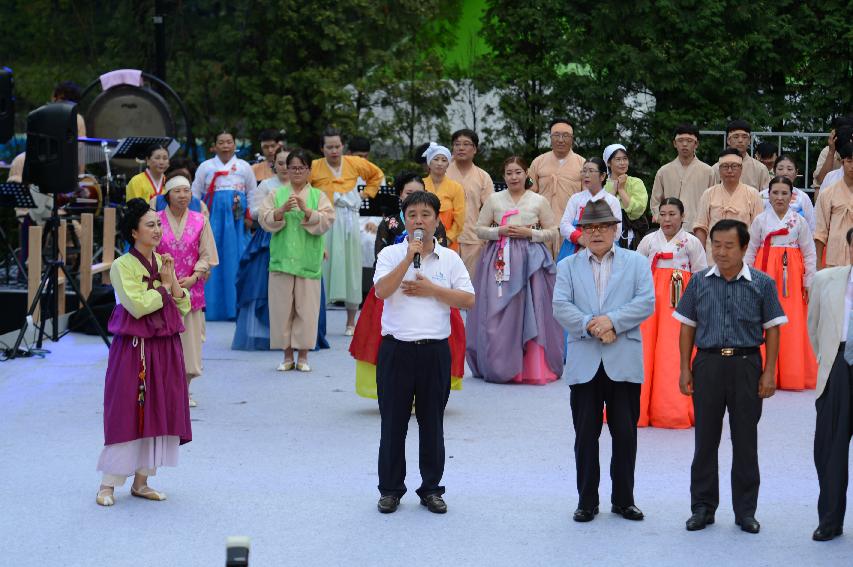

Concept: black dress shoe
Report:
left=685, top=508, right=715, bottom=531
left=377, top=495, right=400, bottom=513
left=611, top=504, right=644, bottom=521
left=812, top=526, right=843, bottom=541
left=420, top=494, right=447, bottom=514
left=736, top=516, right=760, bottom=534
left=573, top=506, right=599, bottom=522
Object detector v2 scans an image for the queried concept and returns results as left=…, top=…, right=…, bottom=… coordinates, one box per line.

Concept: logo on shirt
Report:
left=431, top=271, right=447, bottom=283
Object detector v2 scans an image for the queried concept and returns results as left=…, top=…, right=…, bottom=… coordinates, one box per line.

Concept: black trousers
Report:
left=570, top=363, right=640, bottom=509
left=814, top=346, right=853, bottom=530
left=377, top=337, right=451, bottom=498
left=691, top=351, right=763, bottom=519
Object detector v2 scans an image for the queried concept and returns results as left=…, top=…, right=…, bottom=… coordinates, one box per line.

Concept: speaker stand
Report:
left=8, top=197, right=110, bottom=358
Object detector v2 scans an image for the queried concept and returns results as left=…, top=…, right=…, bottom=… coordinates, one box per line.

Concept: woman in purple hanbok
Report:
left=466, top=156, right=565, bottom=384
left=96, top=199, right=192, bottom=507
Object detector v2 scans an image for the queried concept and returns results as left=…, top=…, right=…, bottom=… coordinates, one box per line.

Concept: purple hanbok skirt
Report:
left=103, top=288, right=192, bottom=446
left=466, top=239, right=565, bottom=384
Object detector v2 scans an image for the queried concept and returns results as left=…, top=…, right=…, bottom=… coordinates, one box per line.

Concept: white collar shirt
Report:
left=373, top=238, right=474, bottom=341
left=844, top=268, right=853, bottom=338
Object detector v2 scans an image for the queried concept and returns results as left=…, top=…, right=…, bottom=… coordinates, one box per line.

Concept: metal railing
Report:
left=700, top=130, right=829, bottom=191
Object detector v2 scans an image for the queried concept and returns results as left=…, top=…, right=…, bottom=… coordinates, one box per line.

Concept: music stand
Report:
left=112, top=137, right=178, bottom=160
left=358, top=185, right=399, bottom=218
left=0, top=182, right=35, bottom=283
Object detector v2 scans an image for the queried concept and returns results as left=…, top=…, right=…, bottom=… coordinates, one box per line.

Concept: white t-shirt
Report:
left=820, top=168, right=844, bottom=192
left=374, top=239, right=474, bottom=341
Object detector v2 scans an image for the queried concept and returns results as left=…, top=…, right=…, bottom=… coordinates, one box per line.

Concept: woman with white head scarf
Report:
left=422, top=142, right=466, bottom=252
left=603, top=143, right=650, bottom=249
left=155, top=175, right=219, bottom=407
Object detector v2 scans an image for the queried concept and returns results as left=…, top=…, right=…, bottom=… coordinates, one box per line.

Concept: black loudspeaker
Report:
left=22, top=102, right=78, bottom=193
left=0, top=67, right=13, bottom=143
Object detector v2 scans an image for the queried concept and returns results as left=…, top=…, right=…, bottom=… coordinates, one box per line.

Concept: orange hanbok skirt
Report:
left=638, top=268, right=695, bottom=429
left=439, top=210, right=460, bottom=252
left=754, top=246, right=817, bottom=390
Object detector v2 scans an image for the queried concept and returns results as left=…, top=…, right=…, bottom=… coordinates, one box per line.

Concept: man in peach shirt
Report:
left=815, top=143, right=853, bottom=269
left=650, top=124, right=715, bottom=233
left=446, top=128, right=494, bottom=277
left=711, top=120, right=770, bottom=191
left=251, top=129, right=284, bottom=183
left=694, top=148, right=763, bottom=262
left=528, top=118, right=586, bottom=256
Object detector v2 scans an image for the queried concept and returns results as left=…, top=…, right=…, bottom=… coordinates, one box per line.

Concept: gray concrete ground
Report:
left=0, top=311, right=850, bottom=566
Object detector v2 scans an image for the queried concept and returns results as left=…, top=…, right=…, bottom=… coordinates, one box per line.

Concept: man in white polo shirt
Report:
left=372, top=191, right=475, bottom=515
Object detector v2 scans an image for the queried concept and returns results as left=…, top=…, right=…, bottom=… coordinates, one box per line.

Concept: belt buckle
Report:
left=721, top=348, right=734, bottom=357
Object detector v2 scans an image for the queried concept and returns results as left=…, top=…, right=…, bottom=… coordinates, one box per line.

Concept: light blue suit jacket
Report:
left=553, top=247, right=655, bottom=385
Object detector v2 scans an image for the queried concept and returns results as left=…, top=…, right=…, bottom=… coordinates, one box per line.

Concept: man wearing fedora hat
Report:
left=553, top=200, right=655, bottom=523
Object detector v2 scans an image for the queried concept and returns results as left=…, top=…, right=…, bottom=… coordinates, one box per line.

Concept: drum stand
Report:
left=9, top=194, right=110, bottom=358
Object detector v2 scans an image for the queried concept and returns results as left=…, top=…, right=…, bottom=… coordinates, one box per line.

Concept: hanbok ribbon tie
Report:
left=144, top=170, right=164, bottom=199
left=204, top=170, right=230, bottom=211
left=651, top=252, right=673, bottom=273
left=495, top=209, right=519, bottom=296
left=127, top=247, right=161, bottom=435
left=759, top=228, right=789, bottom=272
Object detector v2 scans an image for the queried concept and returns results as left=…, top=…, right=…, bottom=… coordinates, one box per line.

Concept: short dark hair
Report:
left=726, top=119, right=752, bottom=136
left=451, top=129, right=479, bottom=148
left=768, top=175, right=794, bottom=193
left=847, top=227, right=853, bottom=245
left=710, top=219, right=750, bottom=248
left=121, top=198, right=153, bottom=245
left=413, top=142, right=430, bottom=165
left=285, top=148, right=312, bottom=168
left=659, top=197, right=685, bottom=215
left=53, top=81, right=82, bottom=103
left=719, top=147, right=742, bottom=160
left=673, top=124, right=700, bottom=139
left=584, top=157, right=607, bottom=176
left=549, top=118, right=573, bottom=131
left=145, top=143, right=169, bottom=160
left=773, top=154, right=797, bottom=171
left=348, top=136, right=370, bottom=153
left=836, top=125, right=853, bottom=148
left=401, top=190, right=440, bottom=216
left=322, top=126, right=343, bottom=144
left=838, top=142, right=853, bottom=160
left=833, top=116, right=853, bottom=130
left=258, top=128, right=284, bottom=143
left=754, top=141, right=778, bottom=158
left=393, top=171, right=425, bottom=196
left=215, top=130, right=235, bottom=144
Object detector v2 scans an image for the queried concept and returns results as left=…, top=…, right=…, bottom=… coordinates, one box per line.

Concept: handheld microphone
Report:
left=413, top=228, right=424, bottom=269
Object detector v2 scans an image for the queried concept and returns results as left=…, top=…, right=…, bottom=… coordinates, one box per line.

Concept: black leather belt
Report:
left=382, top=335, right=446, bottom=345
left=698, top=347, right=760, bottom=357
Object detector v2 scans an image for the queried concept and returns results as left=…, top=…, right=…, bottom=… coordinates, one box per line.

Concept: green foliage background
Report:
left=2, top=0, right=852, bottom=181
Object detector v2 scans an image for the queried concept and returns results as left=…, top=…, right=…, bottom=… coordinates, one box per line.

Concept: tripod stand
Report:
left=9, top=195, right=110, bottom=358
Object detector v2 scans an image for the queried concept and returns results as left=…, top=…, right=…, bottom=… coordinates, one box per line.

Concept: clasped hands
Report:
left=280, top=194, right=308, bottom=214
left=587, top=315, right=616, bottom=344
left=497, top=225, right=533, bottom=239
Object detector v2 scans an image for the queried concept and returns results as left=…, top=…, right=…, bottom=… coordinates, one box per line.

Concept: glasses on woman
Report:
left=288, top=166, right=310, bottom=172
left=581, top=168, right=601, bottom=175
